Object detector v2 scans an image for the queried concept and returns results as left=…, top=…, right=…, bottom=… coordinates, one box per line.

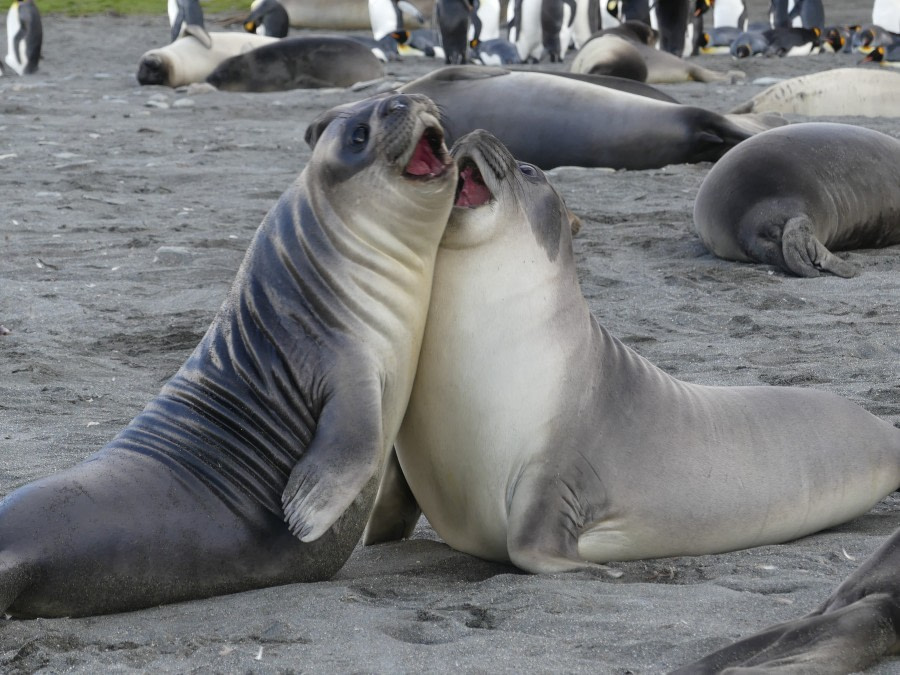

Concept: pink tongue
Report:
left=456, top=166, right=491, bottom=207
left=405, top=135, right=444, bottom=176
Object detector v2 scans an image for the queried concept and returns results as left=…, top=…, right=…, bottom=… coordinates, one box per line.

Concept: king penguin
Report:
left=4, top=0, right=42, bottom=75
left=243, top=0, right=289, bottom=38
left=168, top=0, right=212, bottom=48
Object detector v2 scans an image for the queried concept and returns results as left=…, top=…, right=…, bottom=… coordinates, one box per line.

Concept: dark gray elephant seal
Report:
left=206, top=36, right=385, bottom=92
left=395, top=65, right=782, bottom=170
left=0, top=93, right=456, bottom=618
left=366, top=129, right=900, bottom=572
left=672, top=524, right=900, bottom=674
left=694, top=122, right=900, bottom=277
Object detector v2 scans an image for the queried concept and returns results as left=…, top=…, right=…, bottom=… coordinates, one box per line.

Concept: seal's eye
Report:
left=350, top=125, right=369, bottom=146
left=519, top=163, right=538, bottom=177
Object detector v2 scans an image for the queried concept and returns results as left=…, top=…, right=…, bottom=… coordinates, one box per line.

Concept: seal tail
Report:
left=782, top=215, right=858, bottom=278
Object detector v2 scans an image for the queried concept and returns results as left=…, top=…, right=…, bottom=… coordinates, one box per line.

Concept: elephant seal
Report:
left=729, top=67, right=900, bottom=116
left=572, top=30, right=740, bottom=82
left=694, top=122, right=900, bottom=277
left=672, top=530, right=900, bottom=674
left=395, top=65, right=782, bottom=169
left=0, top=93, right=457, bottom=618
left=570, top=34, right=648, bottom=80
left=206, top=36, right=384, bottom=92
left=137, top=31, right=278, bottom=87
left=365, top=129, right=900, bottom=572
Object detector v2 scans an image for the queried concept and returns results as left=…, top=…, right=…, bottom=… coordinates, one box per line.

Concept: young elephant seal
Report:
left=694, top=122, right=900, bottom=277
left=0, top=93, right=456, bottom=618
left=367, top=130, right=900, bottom=572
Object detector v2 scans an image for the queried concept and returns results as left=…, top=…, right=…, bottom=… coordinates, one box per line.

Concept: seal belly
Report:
left=577, top=332, right=900, bottom=561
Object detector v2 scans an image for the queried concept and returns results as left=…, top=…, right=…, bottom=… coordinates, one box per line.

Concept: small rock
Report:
left=153, top=246, right=197, bottom=265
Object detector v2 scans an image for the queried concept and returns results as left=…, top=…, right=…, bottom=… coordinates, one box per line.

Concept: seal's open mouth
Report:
left=454, top=159, right=492, bottom=208
left=404, top=128, right=449, bottom=178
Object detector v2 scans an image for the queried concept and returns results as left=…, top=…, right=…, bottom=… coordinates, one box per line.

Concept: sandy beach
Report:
left=1, top=1, right=899, bottom=672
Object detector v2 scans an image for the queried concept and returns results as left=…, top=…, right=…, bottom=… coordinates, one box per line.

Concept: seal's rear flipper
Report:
left=670, top=591, right=900, bottom=673
left=185, top=24, right=213, bottom=50
left=282, top=381, right=385, bottom=542
left=782, top=215, right=858, bottom=277
left=364, top=449, right=421, bottom=545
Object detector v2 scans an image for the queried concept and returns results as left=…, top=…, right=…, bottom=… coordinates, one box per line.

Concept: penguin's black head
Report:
left=391, top=31, right=410, bottom=45
left=862, top=46, right=885, bottom=63
left=734, top=44, right=751, bottom=59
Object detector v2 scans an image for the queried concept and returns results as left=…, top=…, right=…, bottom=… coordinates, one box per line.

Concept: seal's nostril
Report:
left=389, top=98, right=408, bottom=113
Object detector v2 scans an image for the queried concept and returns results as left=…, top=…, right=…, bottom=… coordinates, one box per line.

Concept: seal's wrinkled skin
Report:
left=0, top=92, right=456, bottom=618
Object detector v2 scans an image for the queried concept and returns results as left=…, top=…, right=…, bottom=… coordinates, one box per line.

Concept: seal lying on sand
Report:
left=694, top=122, right=900, bottom=277
left=137, top=31, right=278, bottom=87
left=206, top=36, right=384, bottom=92
left=0, top=93, right=457, bottom=618
left=672, top=525, right=900, bottom=673
left=571, top=32, right=741, bottom=83
left=365, top=130, right=900, bottom=573
left=728, top=67, right=900, bottom=117
left=384, top=66, right=783, bottom=170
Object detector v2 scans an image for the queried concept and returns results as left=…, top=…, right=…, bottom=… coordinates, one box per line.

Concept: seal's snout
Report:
left=137, top=55, right=168, bottom=86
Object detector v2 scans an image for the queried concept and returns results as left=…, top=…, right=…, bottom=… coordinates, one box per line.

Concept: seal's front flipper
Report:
left=184, top=24, right=213, bottom=50
left=364, top=449, right=421, bottom=545
left=0, top=557, right=33, bottom=617
left=782, top=215, right=858, bottom=278
left=506, top=465, right=601, bottom=573
left=282, top=383, right=384, bottom=543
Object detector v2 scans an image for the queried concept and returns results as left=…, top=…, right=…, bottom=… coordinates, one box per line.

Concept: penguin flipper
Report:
left=397, top=0, right=425, bottom=24
left=184, top=24, right=213, bottom=49
left=170, top=10, right=183, bottom=42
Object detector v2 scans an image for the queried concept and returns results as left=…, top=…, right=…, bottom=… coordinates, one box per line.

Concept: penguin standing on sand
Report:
left=873, top=0, right=900, bottom=33
left=437, top=0, right=474, bottom=64
left=168, top=0, right=212, bottom=48
left=714, top=0, right=748, bottom=31
left=368, top=0, right=425, bottom=41
left=4, top=0, right=42, bottom=75
left=243, top=0, right=289, bottom=38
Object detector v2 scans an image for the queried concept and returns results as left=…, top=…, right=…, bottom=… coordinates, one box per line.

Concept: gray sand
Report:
left=1, top=1, right=899, bottom=672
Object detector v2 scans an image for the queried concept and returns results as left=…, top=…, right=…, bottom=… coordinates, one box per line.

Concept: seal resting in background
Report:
left=136, top=31, right=278, bottom=87
left=392, top=65, right=782, bottom=170
left=206, top=36, right=384, bottom=92
left=364, top=129, right=900, bottom=573
left=694, top=122, right=900, bottom=277
left=728, top=67, right=900, bottom=117
left=672, top=529, right=900, bottom=674
left=0, top=92, right=457, bottom=618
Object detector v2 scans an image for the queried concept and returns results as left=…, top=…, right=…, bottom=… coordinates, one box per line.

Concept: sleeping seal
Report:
left=0, top=93, right=456, bottom=618
left=728, top=67, right=900, bottom=116
left=364, top=129, right=900, bottom=572
left=395, top=65, right=781, bottom=170
left=206, top=36, right=384, bottom=92
left=694, top=122, right=900, bottom=277
left=137, top=31, right=278, bottom=87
